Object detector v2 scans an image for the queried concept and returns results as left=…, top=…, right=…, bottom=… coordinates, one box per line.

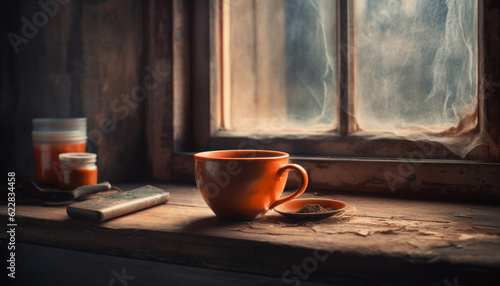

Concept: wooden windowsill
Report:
left=1, top=183, right=500, bottom=284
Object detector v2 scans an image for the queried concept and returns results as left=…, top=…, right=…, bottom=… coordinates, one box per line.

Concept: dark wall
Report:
left=0, top=0, right=148, bottom=182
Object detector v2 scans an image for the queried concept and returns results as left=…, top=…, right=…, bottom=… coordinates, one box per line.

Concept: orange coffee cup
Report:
left=194, top=150, right=308, bottom=220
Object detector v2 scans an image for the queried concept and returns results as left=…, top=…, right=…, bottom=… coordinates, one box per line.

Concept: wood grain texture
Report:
left=81, top=0, right=146, bottom=182
left=173, top=0, right=192, bottom=152
left=1, top=183, right=499, bottom=284
left=191, top=0, right=213, bottom=150
left=67, top=185, right=170, bottom=222
left=144, top=0, right=174, bottom=181
left=483, top=0, right=500, bottom=160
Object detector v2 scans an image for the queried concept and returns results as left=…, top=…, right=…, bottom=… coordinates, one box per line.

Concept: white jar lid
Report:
left=33, top=118, right=87, bottom=132
left=32, top=118, right=87, bottom=144
left=59, top=153, right=97, bottom=167
left=32, top=130, right=87, bottom=143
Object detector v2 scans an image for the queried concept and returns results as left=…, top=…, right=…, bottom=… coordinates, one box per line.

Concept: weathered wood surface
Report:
left=483, top=0, right=500, bottom=160
left=1, top=184, right=500, bottom=284
left=145, top=0, right=174, bottom=181
left=81, top=0, right=146, bottom=182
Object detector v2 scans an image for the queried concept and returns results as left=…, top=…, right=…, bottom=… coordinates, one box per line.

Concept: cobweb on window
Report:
left=355, top=0, right=489, bottom=158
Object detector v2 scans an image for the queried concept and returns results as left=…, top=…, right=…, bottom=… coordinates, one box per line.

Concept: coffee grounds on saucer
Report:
left=295, top=204, right=337, bottom=214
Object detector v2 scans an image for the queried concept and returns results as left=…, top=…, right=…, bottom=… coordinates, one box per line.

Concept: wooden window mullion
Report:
left=338, top=0, right=356, bottom=137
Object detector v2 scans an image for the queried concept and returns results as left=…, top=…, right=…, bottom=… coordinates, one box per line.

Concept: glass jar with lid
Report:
left=58, top=152, right=98, bottom=190
left=32, top=118, right=87, bottom=185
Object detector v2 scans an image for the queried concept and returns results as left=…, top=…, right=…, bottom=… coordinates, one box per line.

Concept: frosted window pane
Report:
left=224, top=0, right=336, bottom=131
left=355, top=0, right=477, bottom=132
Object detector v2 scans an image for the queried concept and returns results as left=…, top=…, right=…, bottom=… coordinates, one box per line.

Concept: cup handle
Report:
left=269, top=164, right=308, bottom=210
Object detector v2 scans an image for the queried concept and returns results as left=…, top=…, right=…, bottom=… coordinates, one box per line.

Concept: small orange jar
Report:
left=32, top=118, right=87, bottom=185
left=59, top=153, right=98, bottom=190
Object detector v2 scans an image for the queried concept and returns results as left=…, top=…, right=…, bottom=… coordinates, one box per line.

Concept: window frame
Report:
left=198, top=0, right=496, bottom=160
left=148, top=0, right=500, bottom=200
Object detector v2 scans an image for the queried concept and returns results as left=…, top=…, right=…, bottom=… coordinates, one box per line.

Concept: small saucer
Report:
left=274, top=198, right=348, bottom=219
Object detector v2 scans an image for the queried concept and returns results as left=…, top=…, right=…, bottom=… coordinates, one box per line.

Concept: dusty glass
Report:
left=355, top=0, right=478, bottom=133
left=222, top=0, right=337, bottom=132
